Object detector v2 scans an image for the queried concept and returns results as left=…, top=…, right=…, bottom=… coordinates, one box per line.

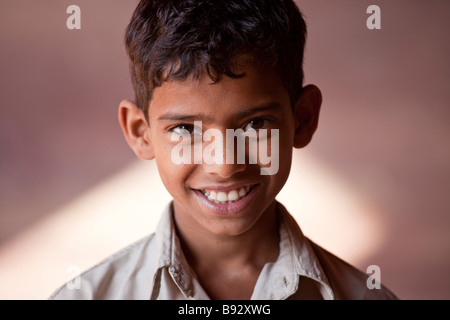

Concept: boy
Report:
left=50, top=0, right=397, bottom=299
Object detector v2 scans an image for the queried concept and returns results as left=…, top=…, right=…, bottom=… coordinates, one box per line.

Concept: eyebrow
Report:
left=157, top=102, right=281, bottom=122
left=234, top=102, right=281, bottom=117
left=157, top=113, right=210, bottom=122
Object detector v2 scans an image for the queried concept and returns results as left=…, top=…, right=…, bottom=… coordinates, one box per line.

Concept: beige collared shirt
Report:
left=49, top=201, right=398, bottom=300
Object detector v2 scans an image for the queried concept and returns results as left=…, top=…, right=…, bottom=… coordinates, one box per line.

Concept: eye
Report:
left=243, top=118, right=273, bottom=131
left=170, top=123, right=202, bottom=136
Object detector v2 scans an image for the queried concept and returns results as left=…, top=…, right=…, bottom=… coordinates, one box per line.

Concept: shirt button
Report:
left=277, top=277, right=288, bottom=288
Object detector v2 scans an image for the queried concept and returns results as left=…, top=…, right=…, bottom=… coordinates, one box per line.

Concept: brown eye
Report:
left=171, top=124, right=202, bottom=136
left=244, top=118, right=266, bottom=131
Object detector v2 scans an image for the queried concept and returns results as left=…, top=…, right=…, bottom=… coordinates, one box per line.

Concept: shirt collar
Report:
left=275, top=201, right=335, bottom=300
left=153, top=202, right=195, bottom=298
left=151, top=201, right=335, bottom=300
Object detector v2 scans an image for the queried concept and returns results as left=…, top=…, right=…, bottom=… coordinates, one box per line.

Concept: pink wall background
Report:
left=0, top=0, right=449, bottom=299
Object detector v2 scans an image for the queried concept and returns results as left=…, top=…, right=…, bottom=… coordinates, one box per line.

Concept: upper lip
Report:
left=193, top=182, right=259, bottom=192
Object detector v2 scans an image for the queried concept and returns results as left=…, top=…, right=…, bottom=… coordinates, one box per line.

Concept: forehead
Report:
left=148, top=62, right=290, bottom=119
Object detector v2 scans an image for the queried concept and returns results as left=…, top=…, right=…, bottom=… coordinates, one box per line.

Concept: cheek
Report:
left=256, top=126, right=293, bottom=177
left=151, top=141, right=189, bottom=191
left=269, top=129, right=293, bottom=186
left=156, top=157, right=195, bottom=192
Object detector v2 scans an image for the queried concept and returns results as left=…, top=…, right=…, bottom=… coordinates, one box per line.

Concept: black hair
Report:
left=125, top=0, right=307, bottom=117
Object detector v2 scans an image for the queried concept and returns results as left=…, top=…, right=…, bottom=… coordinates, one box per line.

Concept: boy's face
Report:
left=119, top=61, right=321, bottom=238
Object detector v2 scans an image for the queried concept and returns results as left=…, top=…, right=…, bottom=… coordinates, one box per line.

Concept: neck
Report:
left=174, top=201, right=280, bottom=271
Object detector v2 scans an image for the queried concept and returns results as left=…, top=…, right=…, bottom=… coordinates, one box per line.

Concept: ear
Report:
left=118, top=99, right=155, bottom=160
left=293, top=85, right=322, bottom=148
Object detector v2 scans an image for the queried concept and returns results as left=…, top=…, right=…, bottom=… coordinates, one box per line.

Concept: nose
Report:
left=203, top=160, right=247, bottom=178
left=202, top=130, right=247, bottom=178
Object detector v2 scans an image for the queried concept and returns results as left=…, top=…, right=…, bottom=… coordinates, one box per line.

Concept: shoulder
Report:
left=308, top=240, right=398, bottom=300
left=49, top=233, right=158, bottom=300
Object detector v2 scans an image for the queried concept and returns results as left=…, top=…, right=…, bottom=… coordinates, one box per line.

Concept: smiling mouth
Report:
left=199, top=185, right=256, bottom=204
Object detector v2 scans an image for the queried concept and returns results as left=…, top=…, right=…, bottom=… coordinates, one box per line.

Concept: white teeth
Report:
left=202, top=185, right=253, bottom=204
left=217, top=191, right=228, bottom=202
left=228, top=190, right=239, bottom=201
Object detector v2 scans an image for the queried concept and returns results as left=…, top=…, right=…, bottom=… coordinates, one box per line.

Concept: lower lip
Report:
left=193, top=185, right=260, bottom=215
